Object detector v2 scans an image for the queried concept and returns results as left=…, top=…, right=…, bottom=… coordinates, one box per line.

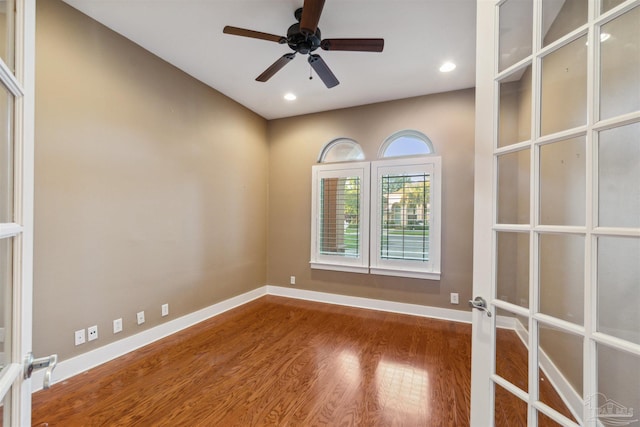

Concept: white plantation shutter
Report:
left=319, top=176, right=361, bottom=256
left=311, top=162, right=370, bottom=273
left=371, top=157, right=441, bottom=280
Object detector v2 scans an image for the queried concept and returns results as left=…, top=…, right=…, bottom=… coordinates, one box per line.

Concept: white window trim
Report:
left=310, top=156, right=442, bottom=280
left=310, top=162, right=370, bottom=274
left=370, top=156, right=442, bottom=280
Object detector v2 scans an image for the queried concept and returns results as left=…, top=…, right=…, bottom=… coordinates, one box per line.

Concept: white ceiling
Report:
left=61, top=0, right=478, bottom=120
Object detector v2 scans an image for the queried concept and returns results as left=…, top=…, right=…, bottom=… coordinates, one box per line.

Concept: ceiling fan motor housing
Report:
left=287, top=23, right=321, bottom=54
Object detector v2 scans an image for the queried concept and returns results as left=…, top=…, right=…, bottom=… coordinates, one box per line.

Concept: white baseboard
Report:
left=266, top=285, right=473, bottom=323
left=32, top=286, right=477, bottom=394
left=496, top=314, right=517, bottom=330
left=31, top=287, right=267, bottom=393
left=513, top=320, right=584, bottom=424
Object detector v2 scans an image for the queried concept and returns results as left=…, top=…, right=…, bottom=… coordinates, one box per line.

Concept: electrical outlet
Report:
left=75, top=329, right=86, bottom=346
left=161, top=303, right=169, bottom=317
left=87, top=325, right=98, bottom=341
left=113, top=318, right=123, bottom=334
left=290, top=276, right=296, bottom=285
left=450, top=293, right=459, bottom=305
left=137, top=311, right=145, bottom=325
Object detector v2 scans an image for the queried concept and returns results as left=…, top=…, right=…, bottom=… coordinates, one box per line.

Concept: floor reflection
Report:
left=336, top=349, right=361, bottom=386
left=376, top=358, right=429, bottom=421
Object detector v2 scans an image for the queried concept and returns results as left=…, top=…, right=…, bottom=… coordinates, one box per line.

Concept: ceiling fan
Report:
left=223, top=0, right=384, bottom=89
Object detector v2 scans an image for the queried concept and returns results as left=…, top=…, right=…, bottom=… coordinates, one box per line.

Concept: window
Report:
left=318, top=138, right=365, bottom=163
left=310, top=162, right=370, bottom=273
left=370, top=157, right=441, bottom=279
left=379, top=130, right=434, bottom=158
left=311, top=132, right=441, bottom=280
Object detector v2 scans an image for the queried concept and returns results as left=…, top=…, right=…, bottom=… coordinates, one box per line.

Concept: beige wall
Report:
left=267, top=90, right=475, bottom=309
left=34, top=0, right=269, bottom=360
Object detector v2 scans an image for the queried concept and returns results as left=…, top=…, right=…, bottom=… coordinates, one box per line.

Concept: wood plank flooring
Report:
left=31, top=296, right=573, bottom=426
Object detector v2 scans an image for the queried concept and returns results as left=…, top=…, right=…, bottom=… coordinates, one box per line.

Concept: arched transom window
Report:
left=318, top=138, right=365, bottom=163
left=379, top=130, right=435, bottom=158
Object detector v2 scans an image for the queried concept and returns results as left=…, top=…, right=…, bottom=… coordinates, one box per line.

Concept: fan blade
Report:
left=321, top=38, right=384, bottom=52
left=300, top=0, right=325, bottom=36
left=256, top=53, right=296, bottom=82
left=308, top=54, right=339, bottom=88
left=223, top=26, right=286, bottom=44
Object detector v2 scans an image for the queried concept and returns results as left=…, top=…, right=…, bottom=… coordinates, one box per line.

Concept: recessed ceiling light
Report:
left=439, top=62, right=456, bottom=73
left=587, top=33, right=611, bottom=46
left=284, top=93, right=297, bottom=101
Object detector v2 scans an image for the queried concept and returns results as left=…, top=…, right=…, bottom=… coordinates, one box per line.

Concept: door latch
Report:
left=24, top=352, right=58, bottom=389
left=469, top=296, right=492, bottom=317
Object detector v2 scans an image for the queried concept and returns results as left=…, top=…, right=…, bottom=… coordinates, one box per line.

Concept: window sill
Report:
left=370, top=267, right=441, bottom=281
left=309, top=263, right=441, bottom=280
left=309, top=262, right=369, bottom=274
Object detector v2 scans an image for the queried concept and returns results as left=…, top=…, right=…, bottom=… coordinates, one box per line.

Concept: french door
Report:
left=0, top=0, right=36, bottom=425
left=472, top=0, right=639, bottom=426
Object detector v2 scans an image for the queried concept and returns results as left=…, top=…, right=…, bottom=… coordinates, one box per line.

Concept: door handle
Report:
left=24, top=352, right=58, bottom=389
left=469, top=296, right=492, bottom=317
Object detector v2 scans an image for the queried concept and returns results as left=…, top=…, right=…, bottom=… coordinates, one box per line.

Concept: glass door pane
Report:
left=601, top=0, right=626, bottom=14
left=499, top=65, right=533, bottom=148
left=495, top=382, right=528, bottom=426
left=2, top=388, right=11, bottom=425
left=595, top=345, right=640, bottom=427
left=539, top=136, right=586, bottom=226
left=496, top=311, right=529, bottom=393
left=540, top=36, right=587, bottom=136
left=599, top=6, right=640, bottom=120
left=497, top=150, right=531, bottom=225
left=537, top=322, right=582, bottom=421
left=0, top=0, right=14, bottom=70
left=0, top=238, right=11, bottom=369
left=598, top=122, right=640, bottom=228
left=539, top=233, right=584, bottom=325
left=0, top=83, right=13, bottom=224
left=499, top=0, right=533, bottom=72
left=541, top=0, right=588, bottom=47
left=496, top=232, right=530, bottom=308
left=537, top=410, right=565, bottom=426
left=597, top=236, right=640, bottom=344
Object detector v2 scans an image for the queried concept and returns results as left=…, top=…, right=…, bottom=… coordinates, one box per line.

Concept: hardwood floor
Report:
left=31, top=296, right=574, bottom=426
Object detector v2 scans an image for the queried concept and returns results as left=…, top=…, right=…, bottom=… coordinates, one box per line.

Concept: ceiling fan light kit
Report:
left=223, top=0, right=384, bottom=89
